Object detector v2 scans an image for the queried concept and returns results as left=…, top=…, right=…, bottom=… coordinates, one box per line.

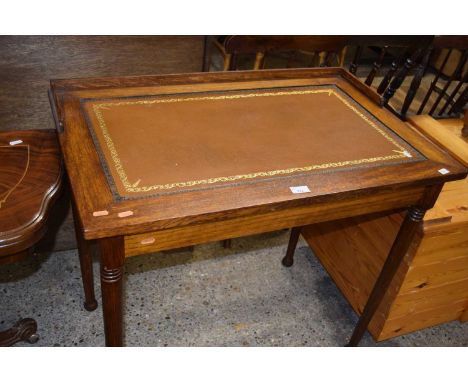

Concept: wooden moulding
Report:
left=50, top=68, right=467, bottom=241
left=124, top=186, right=424, bottom=257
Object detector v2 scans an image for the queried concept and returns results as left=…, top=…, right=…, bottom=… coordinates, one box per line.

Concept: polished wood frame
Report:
left=49, top=68, right=467, bottom=346
left=0, top=129, right=63, bottom=346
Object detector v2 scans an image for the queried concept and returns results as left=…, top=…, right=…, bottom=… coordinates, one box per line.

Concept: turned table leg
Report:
left=0, top=318, right=39, bottom=347
left=99, top=236, right=125, bottom=347
left=72, top=202, right=97, bottom=311
left=347, top=186, right=442, bottom=346
left=282, top=227, right=302, bottom=267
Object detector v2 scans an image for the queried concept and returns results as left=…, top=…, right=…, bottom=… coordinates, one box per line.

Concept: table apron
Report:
left=124, top=186, right=426, bottom=256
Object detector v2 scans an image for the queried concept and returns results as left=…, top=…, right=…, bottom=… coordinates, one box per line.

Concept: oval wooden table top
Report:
left=0, top=129, right=62, bottom=259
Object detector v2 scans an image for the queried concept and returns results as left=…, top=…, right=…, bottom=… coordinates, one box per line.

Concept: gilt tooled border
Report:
left=82, top=85, right=425, bottom=199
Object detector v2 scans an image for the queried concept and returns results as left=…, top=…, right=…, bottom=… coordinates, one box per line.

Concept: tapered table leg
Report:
left=347, top=186, right=442, bottom=346
left=282, top=227, right=301, bottom=267
left=72, top=202, right=97, bottom=311
left=99, top=236, right=125, bottom=347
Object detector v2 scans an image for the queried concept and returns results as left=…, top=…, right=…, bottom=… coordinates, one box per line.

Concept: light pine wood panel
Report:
left=300, top=113, right=468, bottom=340
left=460, top=307, right=468, bottom=322
left=423, top=178, right=468, bottom=226
left=411, top=224, right=468, bottom=267
left=301, top=211, right=415, bottom=340
left=407, top=115, right=468, bottom=166
left=390, top=278, right=468, bottom=318
left=303, top=208, right=468, bottom=340
left=380, top=299, right=468, bottom=340
left=401, top=255, right=468, bottom=293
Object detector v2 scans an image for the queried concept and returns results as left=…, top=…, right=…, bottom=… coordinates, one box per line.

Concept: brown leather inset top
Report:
left=82, top=85, right=423, bottom=199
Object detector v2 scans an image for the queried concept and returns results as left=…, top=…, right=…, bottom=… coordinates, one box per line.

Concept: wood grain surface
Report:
left=50, top=68, right=467, bottom=241
left=51, top=68, right=467, bottom=346
left=0, top=130, right=62, bottom=258
left=301, top=113, right=468, bottom=341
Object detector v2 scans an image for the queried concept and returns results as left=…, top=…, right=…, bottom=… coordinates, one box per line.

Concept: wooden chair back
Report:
left=210, top=36, right=433, bottom=117
left=346, top=36, right=434, bottom=116
left=208, top=36, right=467, bottom=121
left=414, top=36, right=468, bottom=118
left=216, top=35, right=348, bottom=71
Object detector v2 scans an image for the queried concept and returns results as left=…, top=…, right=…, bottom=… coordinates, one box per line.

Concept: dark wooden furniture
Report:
left=414, top=36, right=468, bottom=119
left=347, top=36, right=434, bottom=116
left=0, top=36, right=206, bottom=254
left=208, top=36, right=435, bottom=119
left=0, top=129, right=62, bottom=346
left=49, top=68, right=467, bottom=346
left=210, top=35, right=348, bottom=71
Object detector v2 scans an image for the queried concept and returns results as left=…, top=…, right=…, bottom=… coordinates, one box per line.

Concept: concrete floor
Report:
left=1, top=230, right=467, bottom=346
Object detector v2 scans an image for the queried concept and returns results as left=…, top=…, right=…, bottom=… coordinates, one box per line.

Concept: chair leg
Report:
left=282, top=227, right=301, bottom=267
left=223, top=53, right=232, bottom=71
left=253, top=52, right=265, bottom=70
left=222, top=239, right=232, bottom=249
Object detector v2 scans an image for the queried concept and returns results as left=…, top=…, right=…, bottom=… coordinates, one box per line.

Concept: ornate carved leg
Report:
left=72, top=202, right=97, bottom=311
left=0, top=318, right=38, bottom=347
left=347, top=186, right=442, bottom=346
left=99, top=236, right=125, bottom=347
left=282, top=227, right=302, bottom=267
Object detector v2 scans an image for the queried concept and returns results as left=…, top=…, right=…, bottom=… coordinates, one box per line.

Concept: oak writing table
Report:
left=49, top=68, right=467, bottom=346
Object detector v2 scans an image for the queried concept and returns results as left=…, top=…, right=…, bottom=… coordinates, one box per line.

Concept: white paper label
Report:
left=290, top=186, right=311, bottom=194
left=438, top=168, right=450, bottom=175
left=9, top=140, right=23, bottom=146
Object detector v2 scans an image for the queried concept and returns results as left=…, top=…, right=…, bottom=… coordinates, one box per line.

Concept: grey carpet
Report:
left=1, top=231, right=466, bottom=346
